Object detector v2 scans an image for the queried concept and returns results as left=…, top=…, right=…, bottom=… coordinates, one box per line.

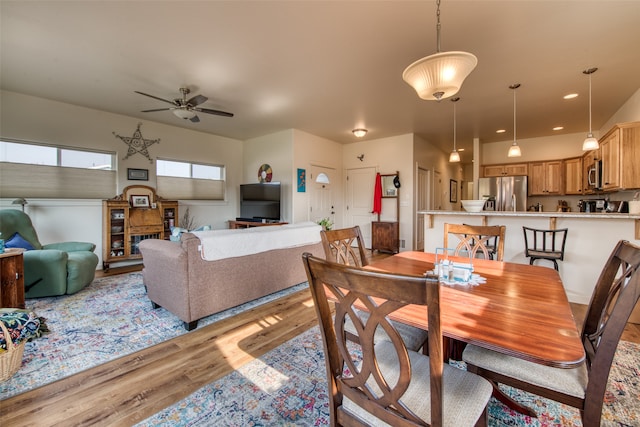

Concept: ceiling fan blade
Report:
left=189, top=114, right=200, bottom=123
left=187, top=94, right=208, bottom=106
left=141, top=108, right=171, bottom=112
left=134, top=91, right=178, bottom=106
left=194, top=107, right=234, bottom=118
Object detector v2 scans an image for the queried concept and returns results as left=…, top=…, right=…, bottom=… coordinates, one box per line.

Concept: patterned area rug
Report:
left=0, top=272, right=307, bottom=399
left=138, top=327, right=640, bottom=427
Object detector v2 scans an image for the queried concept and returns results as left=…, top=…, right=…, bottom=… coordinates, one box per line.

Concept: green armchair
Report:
left=0, top=209, right=99, bottom=298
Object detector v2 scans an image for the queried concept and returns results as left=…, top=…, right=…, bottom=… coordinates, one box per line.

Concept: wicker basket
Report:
left=0, top=320, right=26, bottom=382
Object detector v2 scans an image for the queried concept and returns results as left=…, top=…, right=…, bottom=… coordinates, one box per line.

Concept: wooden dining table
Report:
left=366, top=251, right=586, bottom=369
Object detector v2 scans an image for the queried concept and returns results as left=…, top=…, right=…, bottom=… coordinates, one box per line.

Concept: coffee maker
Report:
left=579, top=199, right=607, bottom=212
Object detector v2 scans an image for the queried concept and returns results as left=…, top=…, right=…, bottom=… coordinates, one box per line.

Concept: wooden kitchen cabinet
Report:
left=102, top=185, right=178, bottom=271
left=528, top=160, right=563, bottom=195
left=599, top=121, right=640, bottom=190
left=482, top=163, right=528, bottom=177
left=564, top=157, right=583, bottom=195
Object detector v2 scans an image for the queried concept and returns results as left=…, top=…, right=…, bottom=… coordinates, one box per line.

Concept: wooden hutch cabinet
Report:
left=102, top=185, right=178, bottom=271
left=371, top=172, right=400, bottom=254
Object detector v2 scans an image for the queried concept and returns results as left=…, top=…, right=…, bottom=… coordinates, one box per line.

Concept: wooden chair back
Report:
left=320, top=226, right=369, bottom=267
left=579, top=240, right=640, bottom=422
left=302, top=253, right=443, bottom=426
left=443, top=223, right=506, bottom=261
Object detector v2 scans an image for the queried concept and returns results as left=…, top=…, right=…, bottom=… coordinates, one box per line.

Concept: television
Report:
left=239, top=182, right=281, bottom=221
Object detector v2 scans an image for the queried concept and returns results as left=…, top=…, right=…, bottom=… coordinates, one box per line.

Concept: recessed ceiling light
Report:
left=553, top=126, right=564, bottom=131
left=496, top=129, right=506, bottom=134
left=458, top=148, right=465, bottom=152
left=564, top=93, right=578, bottom=100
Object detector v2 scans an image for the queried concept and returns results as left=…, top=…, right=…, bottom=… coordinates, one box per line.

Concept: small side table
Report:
left=0, top=248, right=25, bottom=309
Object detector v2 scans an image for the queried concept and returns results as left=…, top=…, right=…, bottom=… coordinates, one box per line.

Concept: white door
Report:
left=309, top=166, right=336, bottom=226
left=416, top=167, right=431, bottom=251
left=345, top=166, right=376, bottom=248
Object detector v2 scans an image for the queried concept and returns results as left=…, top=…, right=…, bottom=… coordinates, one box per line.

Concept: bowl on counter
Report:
left=461, top=200, right=486, bottom=212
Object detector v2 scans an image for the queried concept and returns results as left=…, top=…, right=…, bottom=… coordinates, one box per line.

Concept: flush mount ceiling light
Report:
left=352, top=128, right=368, bottom=137
left=507, top=84, right=522, bottom=158
left=402, top=0, right=477, bottom=101
left=582, top=67, right=599, bottom=151
left=449, top=97, right=461, bottom=162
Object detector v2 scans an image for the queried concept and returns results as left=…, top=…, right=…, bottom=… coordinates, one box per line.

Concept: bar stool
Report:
left=522, top=226, right=568, bottom=271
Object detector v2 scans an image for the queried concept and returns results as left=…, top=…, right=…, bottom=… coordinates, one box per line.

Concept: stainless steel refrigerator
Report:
left=478, top=176, right=528, bottom=211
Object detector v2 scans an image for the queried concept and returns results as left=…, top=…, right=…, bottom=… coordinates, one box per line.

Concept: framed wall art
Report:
left=128, top=168, right=149, bottom=181
left=297, top=168, right=306, bottom=192
left=450, top=179, right=458, bottom=203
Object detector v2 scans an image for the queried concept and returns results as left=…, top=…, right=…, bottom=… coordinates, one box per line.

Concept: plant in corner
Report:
left=179, top=207, right=197, bottom=230
left=317, top=218, right=333, bottom=231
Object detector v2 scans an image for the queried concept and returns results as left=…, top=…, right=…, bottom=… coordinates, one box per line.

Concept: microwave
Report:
left=587, top=159, right=602, bottom=190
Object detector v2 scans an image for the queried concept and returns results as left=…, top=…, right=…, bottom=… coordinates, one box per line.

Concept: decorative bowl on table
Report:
left=461, top=200, right=486, bottom=212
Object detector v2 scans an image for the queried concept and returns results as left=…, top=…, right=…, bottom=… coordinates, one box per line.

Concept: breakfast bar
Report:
left=418, top=210, right=640, bottom=315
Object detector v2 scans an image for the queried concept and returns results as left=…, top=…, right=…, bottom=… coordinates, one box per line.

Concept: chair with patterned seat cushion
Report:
left=462, top=240, right=640, bottom=426
left=303, top=253, right=492, bottom=427
left=320, top=226, right=429, bottom=353
left=0, top=209, right=98, bottom=298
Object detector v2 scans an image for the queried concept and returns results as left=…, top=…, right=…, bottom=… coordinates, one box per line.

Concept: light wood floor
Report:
left=1, top=255, right=638, bottom=426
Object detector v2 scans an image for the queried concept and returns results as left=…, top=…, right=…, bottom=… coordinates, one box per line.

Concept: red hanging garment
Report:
left=372, top=172, right=382, bottom=214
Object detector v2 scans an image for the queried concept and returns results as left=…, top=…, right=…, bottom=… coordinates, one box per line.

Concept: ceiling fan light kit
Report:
left=582, top=67, right=599, bottom=151
left=135, top=87, right=234, bottom=123
left=402, top=0, right=477, bottom=101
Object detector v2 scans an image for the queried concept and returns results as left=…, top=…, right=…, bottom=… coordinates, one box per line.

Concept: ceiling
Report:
left=2, top=1, right=640, bottom=162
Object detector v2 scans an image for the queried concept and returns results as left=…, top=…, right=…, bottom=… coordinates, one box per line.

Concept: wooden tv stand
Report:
left=228, top=220, right=288, bottom=229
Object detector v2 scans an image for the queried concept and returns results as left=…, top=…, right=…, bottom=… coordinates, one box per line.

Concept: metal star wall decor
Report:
left=113, top=122, right=160, bottom=163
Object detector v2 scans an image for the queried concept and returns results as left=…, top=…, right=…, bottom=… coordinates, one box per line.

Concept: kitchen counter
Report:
left=417, top=209, right=640, bottom=319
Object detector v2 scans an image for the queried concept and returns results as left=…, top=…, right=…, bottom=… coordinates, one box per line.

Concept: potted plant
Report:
left=317, top=218, right=333, bottom=231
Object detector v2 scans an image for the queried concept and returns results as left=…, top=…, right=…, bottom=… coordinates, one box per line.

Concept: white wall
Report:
left=1, top=90, right=244, bottom=267
left=243, top=130, right=294, bottom=222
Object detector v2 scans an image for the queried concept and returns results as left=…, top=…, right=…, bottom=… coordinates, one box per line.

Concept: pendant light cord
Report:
left=453, top=99, right=457, bottom=150
left=588, top=72, right=592, bottom=133
left=513, top=88, right=517, bottom=143
left=436, top=0, right=441, bottom=53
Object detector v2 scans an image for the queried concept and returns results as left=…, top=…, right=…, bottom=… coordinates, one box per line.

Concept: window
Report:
left=0, top=139, right=116, bottom=198
left=156, top=159, right=225, bottom=200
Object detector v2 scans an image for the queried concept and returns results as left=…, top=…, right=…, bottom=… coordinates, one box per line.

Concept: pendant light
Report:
left=449, top=97, right=461, bottom=162
left=582, top=67, right=599, bottom=151
left=402, top=0, right=477, bottom=101
left=507, top=84, right=522, bottom=158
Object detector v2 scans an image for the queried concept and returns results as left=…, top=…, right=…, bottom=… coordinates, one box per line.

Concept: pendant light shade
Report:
left=449, top=97, right=461, bottom=162
left=402, top=0, right=477, bottom=101
left=582, top=67, right=599, bottom=151
left=507, top=84, right=522, bottom=158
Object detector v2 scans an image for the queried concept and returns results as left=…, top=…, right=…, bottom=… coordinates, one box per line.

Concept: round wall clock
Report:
left=258, top=164, right=273, bottom=183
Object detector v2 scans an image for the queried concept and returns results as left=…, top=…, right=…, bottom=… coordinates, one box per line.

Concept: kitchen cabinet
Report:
left=582, top=149, right=599, bottom=195
left=528, top=160, right=563, bottom=196
left=599, top=121, right=640, bottom=190
left=482, top=163, right=528, bottom=177
left=102, top=185, right=178, bottom=271
left=564, top=157, right=582, bottom=195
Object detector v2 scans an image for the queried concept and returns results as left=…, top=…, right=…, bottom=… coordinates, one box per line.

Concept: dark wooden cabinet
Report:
left=371, top=221, right=399, bottom=253
left=1, top=248, right=25, bottom=308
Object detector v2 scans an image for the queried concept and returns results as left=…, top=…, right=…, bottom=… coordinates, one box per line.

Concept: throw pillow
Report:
left=5, top=232, right=35, bottom=251
left=170, top=226, right=188, bottom=242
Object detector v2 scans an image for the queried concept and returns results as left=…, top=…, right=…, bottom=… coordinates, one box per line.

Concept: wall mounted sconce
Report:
left=12, top=198, right=28, bottom=212
left=357, top=154, right=365, bottom=162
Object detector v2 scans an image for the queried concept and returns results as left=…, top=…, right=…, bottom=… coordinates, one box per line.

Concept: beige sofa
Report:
left=138, top=223, right=324, bottom=330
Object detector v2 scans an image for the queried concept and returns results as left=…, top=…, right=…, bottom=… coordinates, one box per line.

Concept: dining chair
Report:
left=522, top=226, right=568, bottom=271
left=320, top=226, right=429, bottom=353
left=443, top=223, right=506, bottom=261
left=462, top=240, right=640, bottom=425
left=302, top=253, right=493, bottom=427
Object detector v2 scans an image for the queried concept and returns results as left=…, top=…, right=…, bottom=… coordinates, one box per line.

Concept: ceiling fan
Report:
left=135, top=87, right=234, bottom=123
